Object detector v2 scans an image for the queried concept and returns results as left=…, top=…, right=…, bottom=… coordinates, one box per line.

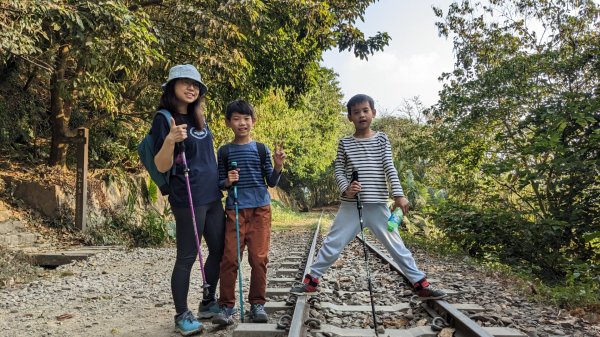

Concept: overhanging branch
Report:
left=129, top=0, right=164, bottom=11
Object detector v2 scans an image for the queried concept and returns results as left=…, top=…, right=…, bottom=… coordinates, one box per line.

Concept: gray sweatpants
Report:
left=310, top=201, right=426, bottom=284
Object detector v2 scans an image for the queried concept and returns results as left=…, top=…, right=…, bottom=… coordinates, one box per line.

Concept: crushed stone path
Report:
left=1, top=230, right=598, bottom=337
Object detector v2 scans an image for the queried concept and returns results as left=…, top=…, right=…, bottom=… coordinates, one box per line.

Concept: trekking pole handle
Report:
left=351, top=171, right=362, bottom=208
left=230, top=161, right=238, bottom=186
left=178, top=142, right=189, bottom=173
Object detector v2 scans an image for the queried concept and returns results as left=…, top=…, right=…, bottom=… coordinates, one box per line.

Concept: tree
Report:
left=141, top=0, right=390, bottom=115
left=251, top=67, right=349, bottom=209
left=1, top=0, right=161, bottom=166
left=373, top=98, right=442, bottom=210
left=1, top=0, right=389, bottom=167
left=431, top=0, right=599, bottom=275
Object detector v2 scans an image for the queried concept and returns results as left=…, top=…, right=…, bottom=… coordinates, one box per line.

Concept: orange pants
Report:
left=218, top=205, right=271, bottom=307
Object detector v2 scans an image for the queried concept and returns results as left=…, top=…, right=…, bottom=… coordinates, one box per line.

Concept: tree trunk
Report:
left=48, top=45, right=72, bottom=167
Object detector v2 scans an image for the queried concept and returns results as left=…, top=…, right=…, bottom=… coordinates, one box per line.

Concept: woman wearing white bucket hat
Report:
left=152, top=64, right=224, bottom=335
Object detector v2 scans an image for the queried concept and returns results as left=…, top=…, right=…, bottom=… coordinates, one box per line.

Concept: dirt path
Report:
left=0, top=246, right=244, bottom=337
left=1, top=230, right=598, bottom=337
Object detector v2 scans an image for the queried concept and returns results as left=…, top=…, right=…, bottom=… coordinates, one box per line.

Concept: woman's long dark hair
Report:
left=158, top=80, right=205, bottom=129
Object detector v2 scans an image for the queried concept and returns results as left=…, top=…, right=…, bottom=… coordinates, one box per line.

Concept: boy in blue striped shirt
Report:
left=213, top=100, right=286, bottom=325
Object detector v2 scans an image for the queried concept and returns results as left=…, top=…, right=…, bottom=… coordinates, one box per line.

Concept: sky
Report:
left=321, top=0, right=457, bottom=114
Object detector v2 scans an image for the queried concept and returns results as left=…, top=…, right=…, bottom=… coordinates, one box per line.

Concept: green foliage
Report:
left=271, top=200, right=332, bottom=230
left=84, top=205, right=173, bottom=248
left=429, top=0, right=599, bottom=281
left=432, top=201, right=566, bottom=277
left=373, top=103, right=447, bottom=211
left=380, top=216, right=599, bottom=309
left=0, top=0, right=389, bottom=174
left=249, top=68, right=349, bottom=209
left=242, top=0, right=390, bottom=101
left=84, top=175, right=173, bottom=247
left=87, top=114, right=146, bottom=170
left=0, top=77, right=49, bottom=162
left=146, top=179, right=158, bottom=204
left=392, top=226, right=464, bottom=258
left=84, top=210, right=132, bottom=246
left=0, top=0, right=164, bottom=166
left=530, top=272, right=600, bottom=309
left=3, top=0, right=162, bottom=113
left=128, top=206, right=173, bottom=247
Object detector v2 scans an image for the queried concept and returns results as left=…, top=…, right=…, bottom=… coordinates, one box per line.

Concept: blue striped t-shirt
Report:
left=217, top=141, right=281, bottom=209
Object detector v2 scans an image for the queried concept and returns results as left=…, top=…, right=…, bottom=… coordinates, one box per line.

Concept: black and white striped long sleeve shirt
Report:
left=335, top=132, right=404, bottom=203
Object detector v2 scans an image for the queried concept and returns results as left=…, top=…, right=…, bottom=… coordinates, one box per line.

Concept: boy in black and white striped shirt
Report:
left=291, top=94, right=446, bottom=300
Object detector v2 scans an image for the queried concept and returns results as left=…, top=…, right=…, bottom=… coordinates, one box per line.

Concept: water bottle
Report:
left=387, top=208, right=403, bottom=232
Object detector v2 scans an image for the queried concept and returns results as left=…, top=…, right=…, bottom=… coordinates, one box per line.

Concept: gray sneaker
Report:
left=413, top=278, right=447, bottom=300
left=249, top=303, right=268, bottom=323
left=198, top=299, right=220, bottom=319
left=212, top=306, right=236, bottom=326
left=415, top=285, right=446, bottom=300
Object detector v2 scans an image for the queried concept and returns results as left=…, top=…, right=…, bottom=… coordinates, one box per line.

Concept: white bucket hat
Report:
left=162, top=64, right=208, bottom=96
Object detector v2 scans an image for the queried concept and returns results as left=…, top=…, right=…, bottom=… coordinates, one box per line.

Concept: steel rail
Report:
left=356, top=235, right=494, bottom=337
left=287, top=211, right=323, bottom=337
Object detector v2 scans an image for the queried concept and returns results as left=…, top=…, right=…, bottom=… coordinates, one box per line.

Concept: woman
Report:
left=152, top=64, right=224, bottom=335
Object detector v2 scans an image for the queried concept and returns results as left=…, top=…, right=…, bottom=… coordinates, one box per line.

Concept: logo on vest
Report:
left=190, top=127, right=207, bottom=140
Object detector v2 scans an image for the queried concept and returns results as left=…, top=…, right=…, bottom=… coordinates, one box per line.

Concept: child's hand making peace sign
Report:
left=273, top=142, right=286, bottom=173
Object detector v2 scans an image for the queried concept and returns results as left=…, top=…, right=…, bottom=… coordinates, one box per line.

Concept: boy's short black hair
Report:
left=225, top=99, right=255, bottom=120
left=346, top=94, right=375, bottom=115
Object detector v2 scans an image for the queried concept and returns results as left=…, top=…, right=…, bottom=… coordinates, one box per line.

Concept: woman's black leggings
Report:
left=171, top=200, right=225, bottom=314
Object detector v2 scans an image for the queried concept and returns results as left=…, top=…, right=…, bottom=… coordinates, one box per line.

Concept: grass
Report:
left=271, top=200, right=334, bottom=230
left=396, top=226, right=600, bottom=314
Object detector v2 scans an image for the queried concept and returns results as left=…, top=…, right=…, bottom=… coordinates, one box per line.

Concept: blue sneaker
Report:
left=250, top=303, right=268, bottom=323
left=198, top=299, right=220, bottom=319
left=175, top=310, right=203, bottom=336
left=211, top=306, right=236, bottom=326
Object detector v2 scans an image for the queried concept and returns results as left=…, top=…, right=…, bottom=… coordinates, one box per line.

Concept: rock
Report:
left=559, top=319, right=576, bottom=328
left=1, top=231, right=598, bottom=337
left=416, top=318, right=428, bottom=326
left=439, top=328, right=455, bottom=337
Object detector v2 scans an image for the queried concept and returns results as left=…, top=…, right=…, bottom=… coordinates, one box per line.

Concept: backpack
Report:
left=218, top=142, right=268, bottom=179
left=138, top=109, right=176, bottom=196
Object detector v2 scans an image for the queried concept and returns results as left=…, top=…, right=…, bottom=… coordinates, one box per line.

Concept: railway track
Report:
left=231, top=214, right=528, bottom=337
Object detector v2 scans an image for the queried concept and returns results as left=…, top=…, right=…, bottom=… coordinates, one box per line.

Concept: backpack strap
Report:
left=156, top=109, right=172, bottom=125
left=219, top=144, right=231, bottom=170
left=155, top=109, right=176, bottom=178
left=220, top=142, right=267, bottom=178
left=256, top=142, right=267, bottom=177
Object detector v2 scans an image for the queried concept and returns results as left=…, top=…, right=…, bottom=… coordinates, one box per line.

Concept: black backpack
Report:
left=218, top=142, right=268, bottom=179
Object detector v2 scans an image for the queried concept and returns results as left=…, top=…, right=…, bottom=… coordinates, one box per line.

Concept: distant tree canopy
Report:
left=0, top=0, right=389, bottom=166
left=431, top=0, right=599, bottom=279
left=1, top=0, right=597, bottom=289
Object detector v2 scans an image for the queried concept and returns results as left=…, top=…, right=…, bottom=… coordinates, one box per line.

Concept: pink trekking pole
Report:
left=179, top=143, right=210, bottom=297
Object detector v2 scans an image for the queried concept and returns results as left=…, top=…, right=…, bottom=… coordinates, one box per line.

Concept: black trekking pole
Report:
left=230, top=161, right=245, bottom=322
left=352, top=171, right=379, bottom=336
left=180, top=142, right=210, bottom=297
